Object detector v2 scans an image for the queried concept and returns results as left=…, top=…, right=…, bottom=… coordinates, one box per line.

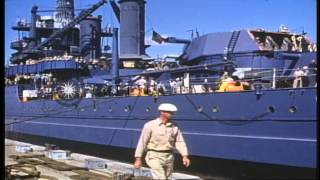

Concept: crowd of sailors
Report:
left=84, top=76, right=185, bottom=98
left=254, top=34, right=317, bottom=52
left=23, top=53, right=74, bottom=65
left=9, top=55, right=173, bottom=71
left=16, top=18, right=29, bottom=27
left=292, top=59, right=317, bottom=88
left=5, top=60, right=317, bottom=102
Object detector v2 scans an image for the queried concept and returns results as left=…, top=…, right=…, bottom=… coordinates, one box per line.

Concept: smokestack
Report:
left=119, top=0, right=146, bottom=59
left=80, top=16, right=102, bottom=62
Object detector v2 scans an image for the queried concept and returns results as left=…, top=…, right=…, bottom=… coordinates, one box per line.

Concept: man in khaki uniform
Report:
left=134, top=103, right=191, bottom=179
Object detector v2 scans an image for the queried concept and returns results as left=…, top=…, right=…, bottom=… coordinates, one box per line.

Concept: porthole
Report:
left=124, top=105, right=131, bottom=112
left=197, top=106, right=203, bottom=112
left=108, top=107, right=113, bottom=112
left=289, top=106, right=297, bottom=113
left=212, top=106, right=219, bottom=113
left=146, top=107, right=151, bottom=112
left=268, top=106, right=275, bottom=113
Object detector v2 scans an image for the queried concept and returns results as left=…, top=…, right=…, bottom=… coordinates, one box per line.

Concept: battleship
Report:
left=5, top=0, right=317, bottom=178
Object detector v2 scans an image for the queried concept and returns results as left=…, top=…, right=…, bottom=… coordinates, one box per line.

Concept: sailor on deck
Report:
left=134, top=76, right=147, bottom=95
left=293, top=67, right=306, bottom=88
left=134, top=103, right=191, bottom=179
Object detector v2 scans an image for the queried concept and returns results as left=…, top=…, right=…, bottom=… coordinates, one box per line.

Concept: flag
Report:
left=152, top=31, right=164, bottom=44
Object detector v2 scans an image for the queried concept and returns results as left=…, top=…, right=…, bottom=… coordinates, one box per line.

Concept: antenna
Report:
left=196, top=28, right=199, bottom=37
left=302, top=27, right=307, bottom=35
left=187, top=29, right=194, bottom=39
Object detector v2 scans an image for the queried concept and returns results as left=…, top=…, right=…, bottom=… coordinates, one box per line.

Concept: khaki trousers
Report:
left=145, top=151, right=174, bottom=180
left=293, top=77, right=303, bottom=88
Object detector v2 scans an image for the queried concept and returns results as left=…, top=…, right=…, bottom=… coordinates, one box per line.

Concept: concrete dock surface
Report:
left=5, top=139, right=201, bottom=180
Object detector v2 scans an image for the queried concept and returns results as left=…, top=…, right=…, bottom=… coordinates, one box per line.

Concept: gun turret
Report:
left=152, top=30, right=191, bottom=44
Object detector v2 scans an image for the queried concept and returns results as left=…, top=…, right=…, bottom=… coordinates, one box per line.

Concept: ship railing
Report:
left=231, top=67, right=317, bottom=90
left=9, top=68, right=316, bottom=101
left=167, top=67, right=317, bottom=94
left=55, top=68, right=316, bottom=99
left=14, top=21, right=30, bottom=28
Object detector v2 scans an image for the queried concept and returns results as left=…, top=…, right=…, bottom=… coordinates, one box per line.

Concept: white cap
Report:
left=158, top=103, right=178, bottom=112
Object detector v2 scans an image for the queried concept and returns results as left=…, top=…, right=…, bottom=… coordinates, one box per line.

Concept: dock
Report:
left=5, top=139, right=201, bottom=180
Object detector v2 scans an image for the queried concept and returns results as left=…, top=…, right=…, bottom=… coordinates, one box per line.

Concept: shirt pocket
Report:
left=167, top=129, right=176, bottom=144
left=153, top=131, right=165, bottom=141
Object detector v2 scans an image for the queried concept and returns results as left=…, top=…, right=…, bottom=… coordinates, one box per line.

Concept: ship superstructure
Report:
left=5, top=0, right=317, bottom=177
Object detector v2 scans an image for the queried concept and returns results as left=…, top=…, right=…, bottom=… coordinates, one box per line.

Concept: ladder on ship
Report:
left=226, top=30, right=241, bottom=60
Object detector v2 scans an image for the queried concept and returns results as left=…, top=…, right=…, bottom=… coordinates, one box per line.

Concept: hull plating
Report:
left=5, top=86, right=317, bottom=168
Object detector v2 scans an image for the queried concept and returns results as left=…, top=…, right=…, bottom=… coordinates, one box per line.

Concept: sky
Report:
left=4, top=0, right=317, bottom=65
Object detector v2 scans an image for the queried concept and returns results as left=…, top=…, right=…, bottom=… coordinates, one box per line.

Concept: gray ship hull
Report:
left=5, top=85, right=317, bottom=169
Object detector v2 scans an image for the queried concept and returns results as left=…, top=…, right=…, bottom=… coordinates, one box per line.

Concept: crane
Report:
left=24, top=0, right=108, bottom=53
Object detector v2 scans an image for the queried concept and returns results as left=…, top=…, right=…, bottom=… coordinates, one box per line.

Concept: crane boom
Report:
left=110, top=0, right=120, bottom=22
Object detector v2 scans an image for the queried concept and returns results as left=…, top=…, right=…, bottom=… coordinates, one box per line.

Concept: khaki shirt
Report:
left=135, top=118, right=189, bottom=157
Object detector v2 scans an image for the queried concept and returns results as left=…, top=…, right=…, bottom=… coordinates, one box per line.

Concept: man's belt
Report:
left=148, top=149, right=173, bottom=153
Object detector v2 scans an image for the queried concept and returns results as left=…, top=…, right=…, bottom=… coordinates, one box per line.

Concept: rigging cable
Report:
left=107, top=95, right=140, bottom=146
